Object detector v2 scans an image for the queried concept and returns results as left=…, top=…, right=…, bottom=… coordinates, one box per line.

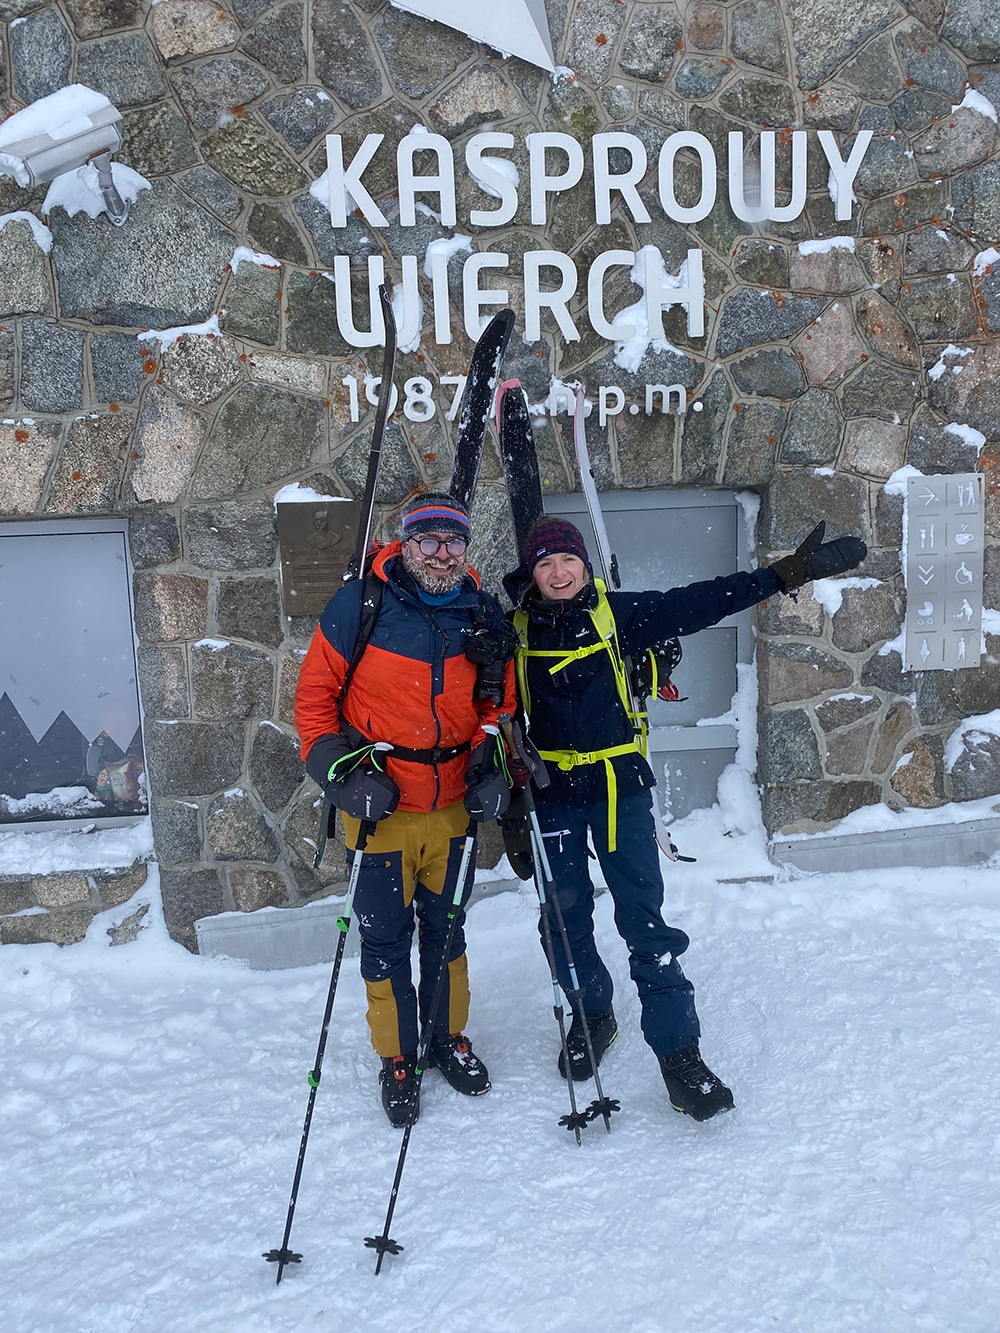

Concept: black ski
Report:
left=449, top=308, right=515, bottom=510
left=496, top=379, right=544, bottom=561
left=314, top=285, right=397, bottom=869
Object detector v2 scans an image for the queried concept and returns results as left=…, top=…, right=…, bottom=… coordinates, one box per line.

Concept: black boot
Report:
left=379, top=1053, right=420, bottom=1127
left=659, top=1048, right=734, bottom=1121
left=558, top=1008, right=618, bottom=1081
left=427, top=1032, right=491, bottom=1095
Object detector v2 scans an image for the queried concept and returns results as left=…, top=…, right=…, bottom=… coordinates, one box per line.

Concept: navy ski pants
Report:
left=534, top=789, right=700, bottom=1060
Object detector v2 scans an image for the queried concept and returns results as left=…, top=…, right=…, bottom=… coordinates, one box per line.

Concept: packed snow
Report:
left=3, top=789, right=1000, bottom=1332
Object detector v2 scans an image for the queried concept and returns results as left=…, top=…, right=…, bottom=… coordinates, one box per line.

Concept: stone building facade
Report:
left=0, top=0, right=998, bottom=949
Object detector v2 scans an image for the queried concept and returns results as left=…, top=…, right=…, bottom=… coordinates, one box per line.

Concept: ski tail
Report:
left=497, top=379, right=544, bottom=561
left=572, top=386, right=619, bottom=588
left=449, top=307, right=516, bottom=510
left=345, top=284, right=398, bottom=583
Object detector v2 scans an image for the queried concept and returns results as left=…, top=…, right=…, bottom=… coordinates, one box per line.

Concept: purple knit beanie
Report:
left=524, top=517, right=589, bottom=572
left=400, top=491, right=471, bottom=539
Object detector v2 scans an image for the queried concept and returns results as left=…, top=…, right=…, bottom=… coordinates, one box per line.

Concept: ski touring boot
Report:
left=659, top=1048, right=734, bottom=1122
left=558, top=1008, right=618, bottom=1081
left=427, top=1032, right=492, bottom=1096
left=380, top=1054, right=420, bottom=1127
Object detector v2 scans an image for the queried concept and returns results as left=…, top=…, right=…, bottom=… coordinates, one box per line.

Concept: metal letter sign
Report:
left=904, top=473, right=984, bottom=671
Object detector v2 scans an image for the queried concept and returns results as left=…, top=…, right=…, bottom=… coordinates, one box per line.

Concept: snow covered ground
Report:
left=3, top=802, right=1000, bottom=1333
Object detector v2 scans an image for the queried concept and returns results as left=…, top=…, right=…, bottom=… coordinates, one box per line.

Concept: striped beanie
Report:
left=400, top=492, right=471, bottom=539
left=524, top=517, right=589, bottom=572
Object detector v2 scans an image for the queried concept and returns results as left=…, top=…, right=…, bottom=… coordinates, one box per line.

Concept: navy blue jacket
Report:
left=504, top=566, right=781, bottom=806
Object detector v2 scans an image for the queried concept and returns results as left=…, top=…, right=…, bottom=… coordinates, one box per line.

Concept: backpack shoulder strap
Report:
left=336, top=571, right=384, bottom=708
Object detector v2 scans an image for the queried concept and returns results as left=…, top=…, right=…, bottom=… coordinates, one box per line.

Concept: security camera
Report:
left=0, top=87, right=130, bottom=225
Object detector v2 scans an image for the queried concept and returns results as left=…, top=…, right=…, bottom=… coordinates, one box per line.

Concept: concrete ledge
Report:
left=770, top=815, right=1000, bottom=875
left=194, top=875, right=520, bottom=970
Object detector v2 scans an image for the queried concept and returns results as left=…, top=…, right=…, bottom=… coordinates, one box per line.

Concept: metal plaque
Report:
left=277, top=499, right=359, bottom=617
left=904, top=473, right=984, bottom=671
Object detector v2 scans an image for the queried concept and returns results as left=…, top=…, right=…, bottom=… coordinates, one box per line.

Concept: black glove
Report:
left=464, top=734, right=511, bottom=822
left=503, top=719, right=550, bottom=791
left=305, top=733, right=399, bottom=822
left=770, top=521, right=867, bottom=593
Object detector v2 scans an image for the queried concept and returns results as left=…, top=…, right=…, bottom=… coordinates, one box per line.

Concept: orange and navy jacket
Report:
left=295, top=541, right=516, bottom=812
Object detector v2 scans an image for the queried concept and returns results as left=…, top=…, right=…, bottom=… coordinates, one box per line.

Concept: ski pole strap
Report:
left=535, top=742, right=641, bottom=853
left=326, top=741, right=389, bottom=782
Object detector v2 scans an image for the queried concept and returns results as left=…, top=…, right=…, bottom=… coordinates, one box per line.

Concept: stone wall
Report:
left=0, top=0, right=998, bottom=947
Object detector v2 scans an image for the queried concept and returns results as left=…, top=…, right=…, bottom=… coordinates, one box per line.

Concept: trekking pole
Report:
left=263, top=814, right=376, bottom=1283
left=364, top=813, right=480, bottom=1273
left=498, top=715, right=620, bottom=1134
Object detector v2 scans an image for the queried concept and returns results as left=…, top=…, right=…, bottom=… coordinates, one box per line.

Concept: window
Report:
left=0, top=518, right=146, bottom=830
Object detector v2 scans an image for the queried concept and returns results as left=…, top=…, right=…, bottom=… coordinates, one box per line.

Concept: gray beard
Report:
left=401, top=544, right=466, bottom=595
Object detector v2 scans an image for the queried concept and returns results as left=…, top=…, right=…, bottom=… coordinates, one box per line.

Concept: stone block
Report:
left=942, top=0, right=1000, bottom=61
left=160, top=866, right=227, bottom=948
left=732, top=0, right=787, bottom=73
left=862, top=180, right=949, bottom=236
left=33, top=874, right=91, bottom=907
left=565, top=0, right=627, bottom=83
left=894, top=22, right=965, bottom=97
left=853, top=136, right=919, bottom=200
left=0, top=328, right=12, bottom=407
left=120, top=104, right=199, bottom=178
left=680, top=370, right=730, bottom=485
left=906, top=404, right=983, bottom=474
left=63, top=0, right=142, bottom=39
left=206, top=789, right=279, bottom=860
left=915, top=108, right=997, bottom=179
left=336, top=419, right=422, bottom=506
left=217, top=576, right=283, bottom=650
left=0, top=217, right=52, bottom=316
left=150, top=0, right=240, bottom=59
left=160, top=334, right=243, bottom=407
left=46, top=413, right=131, bottom=514
left=825, top=718, right=876, bottom=775
left=190, top=385, right=323, bottom=498
left=0, top=420, right=63, bottom=517
left=278, top=649, right=305, bottom=726
left=871, top=699, right=915, bottom=773
left=790, top=302, right=863, bottom=386
left=839, top=32, right=900, bottom=103
left=20, top=320, right=83, bottom=412
left=732, top=350, right=805, bottom=400
left=855, top=291, right=920, bottom=369
left=947, top=728, right=1000, bottom=801
left=756, top=586, right=824, bottom=637
left=150, top=798, right=202, bottom=864
left=428, top=66, right=524, bottom=137
left=898, top=275, right=977, bottom=343
left=926, top=343, right=1000, bottom=439
left=191, top=641, right=274, bottom=720
left=815, top=691, right=881, bottom=733
left=249, top=722, right=305, bottom=813
left=904, top=227, right=975, bottom=277
left=313, top=0, right=384, bottom=106
left=133, top=571, right=209, bottom=642
left=247, top=203, right=308, bottom=266
left=723, top=402, right=784, bottom=487
left=761, top=779, right=882, bottom=833
left=783, top=0, right=896, bottom=90
left=145, top=721, right=245, bottom=798
left=96, top=863, right=148, bottom=907
left=805, top=87, right=861, bottom=132
left=780, top=389, right=841, bottom=464
left=757, top=707, right=821, bottom=782
left=874, top=489, right=903, bottom=549
left=790, top=246, right=866, bottom=295
left=52, top=180, right=234, bottom=329
left=618, top=1, right=681, bottom=79
left=169, top=58, right=270, bottom=134
left=843, top=418, right=907, bottom=480
left=717, top=290, right=826, bottom=359
left=0, top=880, right=33, bottom=914
left=861, top=649, right=917, bottom=699
left=842, top=360, right=919, bottom=426
left=221, top=261, right=281, bottom=346
left=763, top=469, right=866, bottom=549
left=201, top=117, right=307, bottom=198
left=185, top=497, right=278, bottom=570
left=890, top=735, right=944, bottom=807
left=1, top=907, right=95, bottom=946
left=91, top=331, right=147, bottom=404
left=107, top=902, right=151, bottom=946
left=261, top=87, right=338, bottom=155
left=129, top=509, right=181, bottom=569
left=674, top=58, right=729, bottom=99
left=733, top=240, right=789, bottom=290
left=830, top=583, right=900, bottom=654
left=915, top=636, right=1000, bottom=725
left=138, top=643, right=189, bottom=719
left=230, top=867, right=288, bottom=912
left=76, top=32, right=167, bottom=107
left=759, top=641, right=853, bottom=705
left=179, top=167, right=244, bottom=225
left=10, top=5, right=72, bottom=102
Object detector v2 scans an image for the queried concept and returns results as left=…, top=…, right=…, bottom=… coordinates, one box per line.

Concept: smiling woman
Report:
left=0, top=517, right=146, bottom=829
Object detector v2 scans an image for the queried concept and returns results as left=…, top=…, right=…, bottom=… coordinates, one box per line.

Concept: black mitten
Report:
left=770, top=521, right=867, bottom=593
left=465, top=735, right=511, bottom=822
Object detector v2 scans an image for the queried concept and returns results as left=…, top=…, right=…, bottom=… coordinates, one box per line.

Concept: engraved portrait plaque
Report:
left=904, top=474, right=984, bottom=671
left=277, top=499, right=359, bottom=616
